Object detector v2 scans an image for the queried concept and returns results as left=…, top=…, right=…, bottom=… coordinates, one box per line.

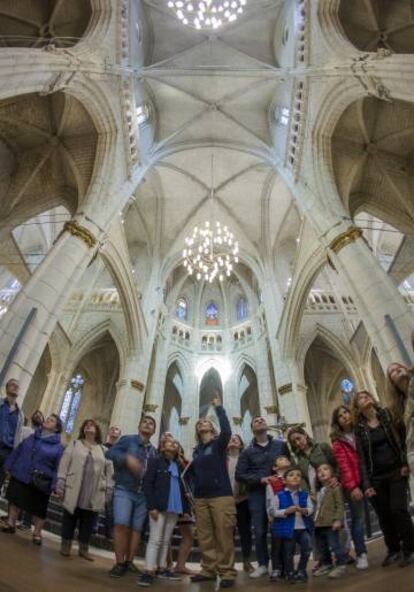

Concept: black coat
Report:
left=143, top=454, right=189, bottom=514
left=235, top=436, right=290, bottom=493
left=355, top=406, right=407, bottom=490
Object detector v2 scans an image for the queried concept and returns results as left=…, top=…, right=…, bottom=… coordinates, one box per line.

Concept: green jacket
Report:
left=314, top=485, right=344, bottom=528
left=295, top=442, right=338, bottom=492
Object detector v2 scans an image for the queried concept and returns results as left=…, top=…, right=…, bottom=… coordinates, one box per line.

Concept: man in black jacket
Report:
left=236, top=416, right=290, bottom=578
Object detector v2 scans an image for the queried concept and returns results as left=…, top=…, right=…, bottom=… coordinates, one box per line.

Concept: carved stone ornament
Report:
left=143, top=404, right=158, bottom=413
left=64, top=220, right=97, bottom=248
left=278, top=383, right=293, bottom=396
left=264, top=405, right=278, bottom=414
left=131, top=379, right=145, bottom=391
left=232, top=417, right=243, bottom=426
left=179, top=417, right=190, bottom=426
left=329, top=226, right=363, bottom=254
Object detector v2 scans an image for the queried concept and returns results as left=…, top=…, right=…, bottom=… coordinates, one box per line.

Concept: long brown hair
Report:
left=287, top=426, right=313, bottom=454
left=78, top=419, right=102, bottom=444
left=330, top=405, right=352, bottom=441
left=386, top=363, right=410, bottom=426
left=350, top=390, right=378, bottom=423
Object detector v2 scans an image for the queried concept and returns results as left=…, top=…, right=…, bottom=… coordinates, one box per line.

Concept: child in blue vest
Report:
left=267, top=466, right=314, bottom=583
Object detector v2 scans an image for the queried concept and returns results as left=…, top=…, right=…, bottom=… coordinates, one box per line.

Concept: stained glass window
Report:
left=60, top=374, right=85, bottom=434
left=206, top=301, right=219, bottom=325
left=236, top=297, right=248, bottom=321
left=176, top=298, right=187, bottom=321
left=340, top=378, right=354, bottom=406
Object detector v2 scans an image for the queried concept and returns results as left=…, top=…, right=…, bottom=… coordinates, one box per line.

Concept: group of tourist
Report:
left=0, top=360, right=414, bottom=587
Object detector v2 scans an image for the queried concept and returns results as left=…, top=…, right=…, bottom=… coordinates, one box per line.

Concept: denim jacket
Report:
left=105, top=434, right=156, bottom=492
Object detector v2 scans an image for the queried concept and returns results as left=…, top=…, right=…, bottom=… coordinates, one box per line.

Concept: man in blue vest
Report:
left=0, top=378, right=24, bottom=488
left=235, top=416, right=290, bottom=578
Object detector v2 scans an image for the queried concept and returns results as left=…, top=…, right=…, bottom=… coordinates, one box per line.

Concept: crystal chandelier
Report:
left=182, top=155, right=240, bottom=282
left=183, top=221, right=239, bottom=282
left=167, top=1, right=247, bottom=30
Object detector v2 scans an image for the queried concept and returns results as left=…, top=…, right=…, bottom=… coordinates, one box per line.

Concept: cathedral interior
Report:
left=1, top=1, right=414, bottom=590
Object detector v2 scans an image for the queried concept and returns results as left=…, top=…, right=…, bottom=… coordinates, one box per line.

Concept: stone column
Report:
left=110, top=353, right=147, bottom=434
left=328, top=226, right=414, bottom=368
left=273, top=347, right=313, bottom=434
left=0, top=217, right=100, bottom=400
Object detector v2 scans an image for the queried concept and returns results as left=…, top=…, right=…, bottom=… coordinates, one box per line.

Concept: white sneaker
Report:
left=356, top=554, right=368, bottom=570
left=328, top=565, right=346, bottom=579
left=249, top=566, right=268, bottom=579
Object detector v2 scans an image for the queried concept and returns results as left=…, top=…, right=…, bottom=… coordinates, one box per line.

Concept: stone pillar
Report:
left=273, top=347, right=313, bottom=434
left=328, top=226, right=414, bottom=368
left=110, top=354, right=147, bottom=434
left=0, top=217, right=100, bottom=400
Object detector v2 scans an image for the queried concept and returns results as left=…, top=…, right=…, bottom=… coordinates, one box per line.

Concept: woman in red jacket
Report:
left=330, top=405, right=368, bottom=570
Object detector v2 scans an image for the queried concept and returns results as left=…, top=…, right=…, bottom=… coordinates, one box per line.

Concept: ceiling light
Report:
left=166, top=0, right=247, bottom=30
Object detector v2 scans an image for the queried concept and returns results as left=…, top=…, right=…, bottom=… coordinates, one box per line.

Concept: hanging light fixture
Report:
left=166, top=1, right=247, bottom=30
left=182, top=156, right=240, bottom=283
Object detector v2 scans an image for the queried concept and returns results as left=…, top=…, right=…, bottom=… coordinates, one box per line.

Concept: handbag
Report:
left=31, top=469, right=52, bottom=494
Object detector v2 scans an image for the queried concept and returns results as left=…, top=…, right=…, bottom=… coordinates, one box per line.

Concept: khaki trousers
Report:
left=194, top=496, right=237, bottom=580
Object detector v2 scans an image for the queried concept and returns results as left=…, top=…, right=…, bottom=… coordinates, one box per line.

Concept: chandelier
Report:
left=182, top=155, right=240, bottom=282
left=167, top=1, right=247, bottom=30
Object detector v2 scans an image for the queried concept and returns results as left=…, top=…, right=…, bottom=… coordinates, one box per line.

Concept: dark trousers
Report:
left=236, top=499, right=252, bottom=561
left=248, top=491, right=269, bottom=566
left=278, top=529, right=311, bottom=576
left=271, top=536, right=285, bottom=573
left=0, top=448, right=12, bottom=489
left=61, top=508, right=97, bottom=545
left=315, top=527, right=347, bottom=566
left=370, top=476, right=414, bottom=555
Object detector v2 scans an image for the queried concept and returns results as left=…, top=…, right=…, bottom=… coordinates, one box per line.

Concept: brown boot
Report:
left=60, top=539, right=72, bottom=557
left=79, top=543, right=95, bottom=561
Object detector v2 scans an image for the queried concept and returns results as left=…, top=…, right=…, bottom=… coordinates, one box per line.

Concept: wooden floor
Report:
left=1, top=532, right=414, bottom=592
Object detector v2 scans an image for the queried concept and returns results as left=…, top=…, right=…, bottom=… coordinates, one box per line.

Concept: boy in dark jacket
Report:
left=267, top=466, right=313, bottom=583
left=235, top=417, right=290, bottom=578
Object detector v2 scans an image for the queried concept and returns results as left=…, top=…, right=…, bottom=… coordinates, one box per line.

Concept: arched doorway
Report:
left=161, top=362, right=183, bottom=439
left=199, top=368, right=223, bottom=418
left=239, top=364, right=260, bottom=443
left=59, top=331, right=120, bottom=439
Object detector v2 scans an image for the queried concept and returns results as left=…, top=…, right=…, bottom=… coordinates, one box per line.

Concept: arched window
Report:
left=60, top=373, right=85, bottom=434
left=205, top=301, right=219, bottom=325
left=236, top=296, right=248, bottom=321
left=340, top=378, right=354, bottom=405
left=175, top=298, right=187, bottom=321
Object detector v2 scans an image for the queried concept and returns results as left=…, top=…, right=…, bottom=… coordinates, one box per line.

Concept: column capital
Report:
left=264, top=405, right=278, bottom=414
left=329, top=226, right=363, bottom=254
left=131, top=379, right=145, bottom=391
left=232, top=417, right=243, bottom=426
left=143, top=403, right=158, bottom=413
left=278, top=383, right=292, bottom=396
left=63, top=220, right=97, bottom=248
left=179, top=416, right=190, bottom=426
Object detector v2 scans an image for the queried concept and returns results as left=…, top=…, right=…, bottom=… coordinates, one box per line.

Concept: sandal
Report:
left=0, top=524, right=16, bottom=534
left=32, top=535, right=42, bottom=545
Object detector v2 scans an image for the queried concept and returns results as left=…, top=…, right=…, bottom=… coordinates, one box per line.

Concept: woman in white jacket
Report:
left=57, top=419, right=113, bottom=560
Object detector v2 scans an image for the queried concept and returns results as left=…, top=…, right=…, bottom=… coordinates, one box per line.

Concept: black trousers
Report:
left=61, top=508, right=97, bottom=545
left=370, top=476, right=414, bottom=555
left=236, top=499, right=252, bottom=561
left=0, top=448, right=12, bottom=489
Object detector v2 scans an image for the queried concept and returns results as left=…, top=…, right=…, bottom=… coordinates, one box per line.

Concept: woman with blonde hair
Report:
left=353, top=390, right=414, bottom=567
left=188, top=393, right=236, bottom=588
left=387, top=362, right=414, bottom=475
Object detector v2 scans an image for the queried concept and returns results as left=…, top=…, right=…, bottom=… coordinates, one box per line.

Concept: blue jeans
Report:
left=315, top=527, right=347, bottom=566
left=280, top=529, right=311, bottom=576
left=113, top=487, right=147, bottom=532
left=344, top=492, right=367, bottom=556
left=248, top=491, right=269, bottom=566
